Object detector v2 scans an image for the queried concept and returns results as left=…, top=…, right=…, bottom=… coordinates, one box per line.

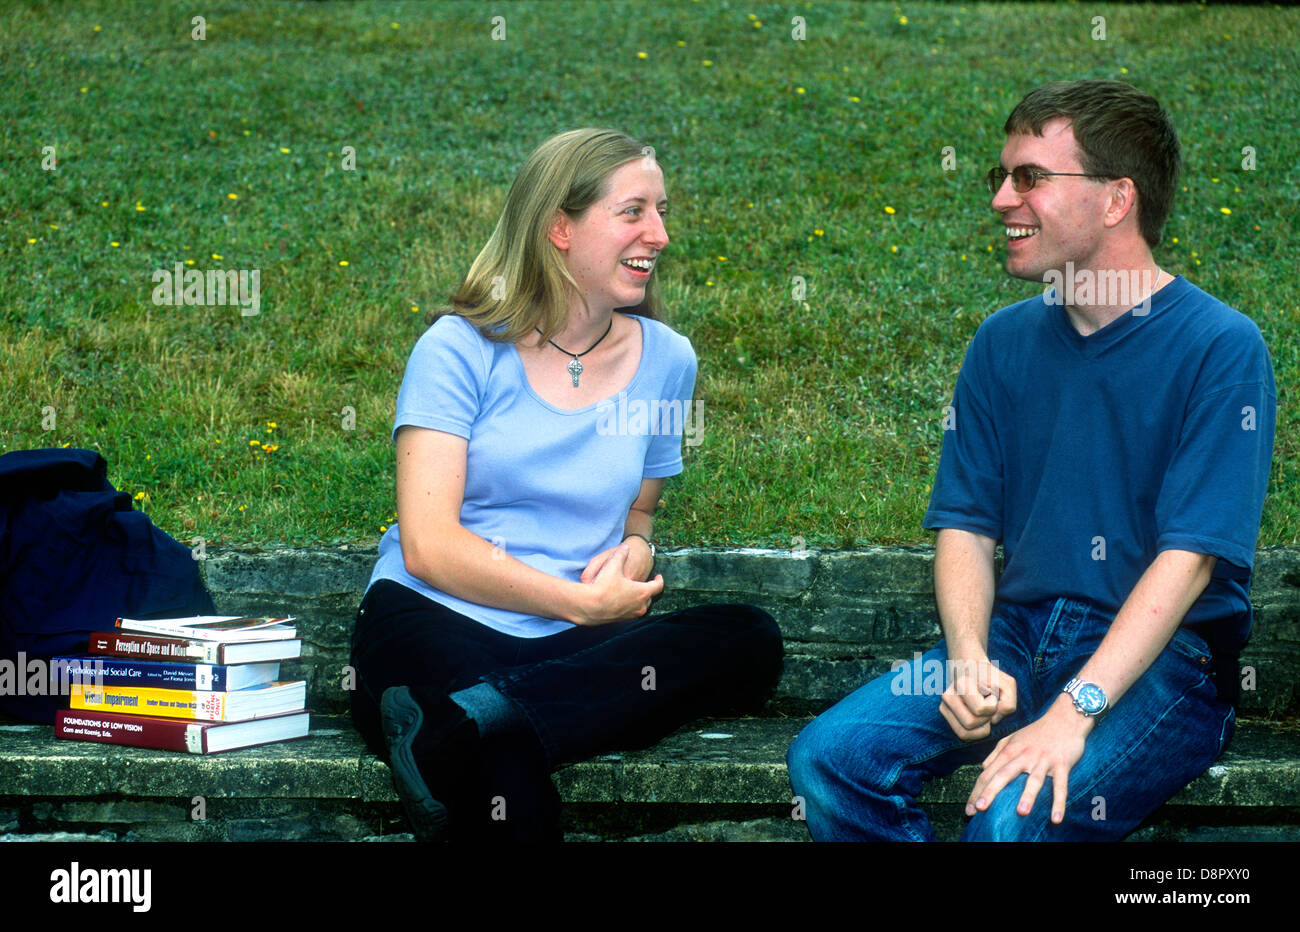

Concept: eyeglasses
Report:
left=986, top=165, right=1114, bottom=195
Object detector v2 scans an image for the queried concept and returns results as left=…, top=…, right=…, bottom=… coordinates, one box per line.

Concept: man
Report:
left=787, top=80, right=1276, bottom=841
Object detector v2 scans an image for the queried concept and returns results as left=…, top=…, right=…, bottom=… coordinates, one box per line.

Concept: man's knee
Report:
left=961, top=774, right=1054, bottom=842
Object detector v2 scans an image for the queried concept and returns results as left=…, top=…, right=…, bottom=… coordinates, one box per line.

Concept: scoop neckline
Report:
left=509, top=313, right=648, bottom=415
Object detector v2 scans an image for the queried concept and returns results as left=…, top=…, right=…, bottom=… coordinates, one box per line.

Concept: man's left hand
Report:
left=965, top=694, right=1095, bottom=825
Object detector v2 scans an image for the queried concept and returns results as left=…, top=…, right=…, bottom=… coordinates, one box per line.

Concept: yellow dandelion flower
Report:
left=849, top=96, right=861, bottom=103
left=702, top=60, right=713, bottom=67
left=637, top=51, right=647, bottom=59
left=212, top=253, right=222, bottom=259
left=267, top=421, right=276, bottom=428
left=185, top=259, right=195, bottom=265
left=717, top=256, right=727, bottom=262
left=380, top=525, right=388, bottom=533
left=1211, top=177, right=1220, bottom=183
left=93, top=25, right=101, bottom=31
left=249, top=440, right=260, bottom=447
left=411, top=305, right=419, bottom=313
left=228, top=193, right=238, bottom=200
left=747, top=13, right=757, bottom=20
left=135, top=201, right=145, bottom=211
left=1120, top=67, right=1128, bottom=74
left=239, top=505, right=246, bottom=511
left=961, top=254, right=967, bottom=261
left=134, top=491, right=145, bottom=501
left=1220, top=207, right=1231, bottom=214
left=796, top=87, right=805, bottom=94
left=80, top=87, right=87, bottom=93
left=899, top=16, right=909, bottom=25
left=677, top=41, right=685, bottom=47
left=49, top=224, right=58, bottom=230
left=110, top=241, right=120, bottom=247
left=391, top=22, right=399, bottom=29
left=753, top=21, right=763, bottom=28
left=891, top=246, right=899, bottom=253
left=747, top=202, right=754, bottom=208
left=814, top=229, right=824, bottom=237
left=1171, top=237, right=1179, bottom=244
left=339, top=260, right=349, bottom=267
left=884, top=206, right=896, bottom=214
left=244, top=130, right=251, bottom=136
left=706, top=280, right=714, bottom=286
left=101, top=201, right=108, bottom=207
left=27, top=238, right=36, bottom=244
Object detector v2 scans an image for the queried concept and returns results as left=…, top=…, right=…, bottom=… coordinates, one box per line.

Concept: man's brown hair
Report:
left=1005, top=80, right=1181, bottom=248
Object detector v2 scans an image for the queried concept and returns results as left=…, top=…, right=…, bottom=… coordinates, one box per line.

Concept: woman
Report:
left=350, top=128, right=783, bottom=841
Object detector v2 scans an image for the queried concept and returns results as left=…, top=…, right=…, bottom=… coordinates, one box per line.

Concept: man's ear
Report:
left=1103, top=178, right=1138, bottom=230
left=547, top=210, right=572, bottom=251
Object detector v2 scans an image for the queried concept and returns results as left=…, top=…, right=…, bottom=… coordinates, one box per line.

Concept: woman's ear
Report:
left=547, top=210, right=572, bottom=251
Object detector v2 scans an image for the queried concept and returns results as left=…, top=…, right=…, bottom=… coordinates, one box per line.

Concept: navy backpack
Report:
left=0, top=448, right=215, bottom=723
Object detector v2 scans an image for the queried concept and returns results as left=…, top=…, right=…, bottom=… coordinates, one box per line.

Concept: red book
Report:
left=88, top=631, right=302, bottom=665
left=54, top=708, right=310, bottom=754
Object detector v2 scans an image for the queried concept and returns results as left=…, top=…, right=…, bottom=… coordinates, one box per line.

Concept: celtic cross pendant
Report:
left=567, top=357, right=583, bottom=387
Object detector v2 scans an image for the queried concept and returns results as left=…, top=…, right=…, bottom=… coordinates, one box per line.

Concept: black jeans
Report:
left=350, top=580, right=784, bottom=839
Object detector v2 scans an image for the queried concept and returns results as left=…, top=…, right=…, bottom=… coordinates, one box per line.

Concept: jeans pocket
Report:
left=1166, top=627, right=1212, bottom=669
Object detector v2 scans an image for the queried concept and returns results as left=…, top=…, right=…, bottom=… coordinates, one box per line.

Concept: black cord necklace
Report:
left=537, top=318, right=614, bottom=387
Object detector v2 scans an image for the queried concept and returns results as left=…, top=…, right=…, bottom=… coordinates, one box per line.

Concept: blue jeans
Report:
left=786, top=597, right=1235, bottom=841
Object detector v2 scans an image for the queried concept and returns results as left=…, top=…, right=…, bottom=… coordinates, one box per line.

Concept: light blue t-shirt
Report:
left=369, top=312, right=698, bottom=637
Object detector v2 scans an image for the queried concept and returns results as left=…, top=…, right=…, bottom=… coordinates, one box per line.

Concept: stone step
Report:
left=2, top=715, right=1296, bottom=841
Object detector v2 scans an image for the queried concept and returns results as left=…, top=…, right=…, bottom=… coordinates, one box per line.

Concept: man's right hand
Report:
left=939, top=656, right=1017, bottom=741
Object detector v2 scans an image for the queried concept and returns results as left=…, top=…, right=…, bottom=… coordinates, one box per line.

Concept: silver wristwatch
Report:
left=1063, top=678, right=1108, bottom=717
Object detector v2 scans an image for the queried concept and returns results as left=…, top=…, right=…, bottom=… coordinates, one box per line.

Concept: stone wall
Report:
left=199, top=546, right=1300, bottom=716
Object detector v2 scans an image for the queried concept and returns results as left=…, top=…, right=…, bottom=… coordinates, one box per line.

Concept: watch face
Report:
left=1077, top=684, right=1106, bottom=714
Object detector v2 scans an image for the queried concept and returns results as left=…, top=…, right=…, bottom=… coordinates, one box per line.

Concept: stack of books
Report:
left=52, top=616, right=310, bottom=754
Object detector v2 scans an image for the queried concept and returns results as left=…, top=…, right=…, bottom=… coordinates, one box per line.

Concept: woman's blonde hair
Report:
left=439, top=128, right=664, bottom=344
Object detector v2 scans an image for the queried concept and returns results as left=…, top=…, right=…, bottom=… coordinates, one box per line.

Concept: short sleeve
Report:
left=641, top=329, right=698, bottom=479
left=1155, top=326, right=1276, bottom=573
left=392, top=316, right=490, bottom=442
left=922, top=328, right=1004, bottom=540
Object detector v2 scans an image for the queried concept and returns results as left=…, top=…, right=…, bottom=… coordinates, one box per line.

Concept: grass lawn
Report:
left=1, top=1, right=1296, bottom=550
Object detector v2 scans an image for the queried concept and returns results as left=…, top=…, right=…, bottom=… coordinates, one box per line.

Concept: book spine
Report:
left=71, top=684, right=228, bottom=721
left=55, top=657, right=226, bottom=690
left=88, top=632, right=219, bottom=664
left=54, top=710, right=194, bottom=752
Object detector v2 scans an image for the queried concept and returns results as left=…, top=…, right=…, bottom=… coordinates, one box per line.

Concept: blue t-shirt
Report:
left=369, top=313, right=698, bottom=637
left=923, top=276, right=1275, bottom=655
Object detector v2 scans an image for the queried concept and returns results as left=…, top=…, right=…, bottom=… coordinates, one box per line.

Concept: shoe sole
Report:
left=380, top=686, right=450, bottom=842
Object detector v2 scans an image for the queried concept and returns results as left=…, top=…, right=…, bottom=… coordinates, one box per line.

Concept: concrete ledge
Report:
left=2, top=716, right=1296, bottom=841
left=199, top=546, right=1300, bottom=716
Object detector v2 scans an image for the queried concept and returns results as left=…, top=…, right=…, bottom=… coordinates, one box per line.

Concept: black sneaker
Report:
left=380, top=685, right=479, bottom=842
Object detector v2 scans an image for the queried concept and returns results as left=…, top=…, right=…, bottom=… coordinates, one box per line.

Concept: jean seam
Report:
left=1032, top=598, right=1067, bottom=671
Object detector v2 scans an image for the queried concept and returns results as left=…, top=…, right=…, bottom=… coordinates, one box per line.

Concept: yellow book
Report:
left=69, top=681, right=306, bottom=723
